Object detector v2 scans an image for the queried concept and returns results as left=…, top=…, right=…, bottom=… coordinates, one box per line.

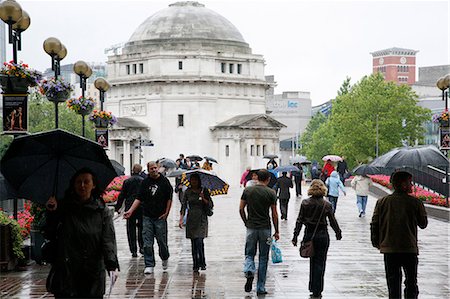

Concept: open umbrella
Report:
left=166, top=169, right=187, bottom=177
left=186, top=155, right=203, bottom=162
left=181, top=169, right=229, bottom=196
left=370, top=145, right=449, bottom=168
left=0, top=171, right=17, bottom=201
left=290, top=155, right=308, bottom=164
left=274, top=165, right=300, bottom=173
left=0, top=129, right=117, bottom=204
left=352, top=164, right=382, bottom=176
left=158, top=158, right=177, bottom=169
left=245, top=169, right=277, bottom=188
left=110, top=159, right=125, bottom=176
left=204, top=156, right=218, bottom=164
left=322, top=155, right=343, bottom=162
left=263, top=154, right=278, bottom=159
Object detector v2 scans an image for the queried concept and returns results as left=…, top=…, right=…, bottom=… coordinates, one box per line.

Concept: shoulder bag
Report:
left=300, top=203, right=326, bottom=258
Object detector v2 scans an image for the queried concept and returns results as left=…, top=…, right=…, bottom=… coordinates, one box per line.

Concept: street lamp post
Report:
left=94, top=77, right=110, bottom=110
left=73, top=60, right=92, bottom=137
left=0, top=0, right=27, bottom=64
left=436, top=74, right=450, bottom=206
left=43, top=37, right=67, bottom=129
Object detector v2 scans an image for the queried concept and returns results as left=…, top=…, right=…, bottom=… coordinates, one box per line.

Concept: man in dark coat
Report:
left=370, top=171, right=428, bottom=299
left=337, top=156, right=348, bottom=184
left=275, top=172, right=293, bottom=220
left=116, top=164, right=144, bottom=257
left=291, top=163, right=303, bottom=197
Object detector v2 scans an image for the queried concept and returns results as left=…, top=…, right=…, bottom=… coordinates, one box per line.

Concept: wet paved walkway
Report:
left=1, top=182, right=449, bottom=298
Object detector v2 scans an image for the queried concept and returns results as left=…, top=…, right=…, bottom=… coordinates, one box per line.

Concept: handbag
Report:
left=300, top=203, right=326, bottom=258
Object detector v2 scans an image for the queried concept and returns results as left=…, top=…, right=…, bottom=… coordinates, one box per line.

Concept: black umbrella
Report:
left=352, top=164, right=382, bottom=176
left=204, top=156, right=218, bottom=164
left=187, top=155, right=203, bottom=162
left=263, top=154, right=278, bottom=159
left=0, top=129, right=117, bottom=204
left=0, top=171, right=17, bottom=201
left=159, top=158, right=177, bottom=169
left=370, top=145, right=449, bottom=168
left=245, top=169, right=277, bottom=188
left=110, top=159, right=125, bottom=176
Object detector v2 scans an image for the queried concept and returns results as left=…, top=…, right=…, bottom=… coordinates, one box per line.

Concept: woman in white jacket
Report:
left=350, top=175, right=372, bottom=217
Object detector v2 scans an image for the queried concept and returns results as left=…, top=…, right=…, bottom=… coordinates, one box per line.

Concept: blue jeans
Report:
left=328, top=196, right=338, bottom=213
left=143, top=216, right=170, bottom=267
left=356, top=195, right=368, bottom=214
left=243, top=228, right=271, bottom=293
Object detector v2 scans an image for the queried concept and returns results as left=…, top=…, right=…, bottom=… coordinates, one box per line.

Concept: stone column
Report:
left=108, top=140, right=117, bottom=161
left=123, top=139, right=131, bottom=175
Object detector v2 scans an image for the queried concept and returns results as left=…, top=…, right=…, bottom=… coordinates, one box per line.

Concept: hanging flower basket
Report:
left=0, top=61, right=42, bottom=93
left=432, top=110, right=449, bottom=128
left=40, top=78, right=73, bottom=103
left=89, top=110, right=117, bottom=128
left=67, top=96, right=95, bottom=116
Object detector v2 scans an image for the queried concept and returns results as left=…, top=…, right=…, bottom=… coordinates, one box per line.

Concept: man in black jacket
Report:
left=116, top=164, right=144, bottom=257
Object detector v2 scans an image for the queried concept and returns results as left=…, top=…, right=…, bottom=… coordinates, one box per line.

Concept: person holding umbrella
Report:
left=350, top=169, right=374, bottom=218
left=178, top=173, right=213, bottom=271
left=325, top=171, right=346, bottom=213
left=44, top=168, right=120, bottom=298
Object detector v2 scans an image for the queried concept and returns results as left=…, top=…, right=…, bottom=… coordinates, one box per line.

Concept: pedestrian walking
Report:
left=350, top=174, right=372, bottom=217
left=124, top=161, right=173, bottom=274
left=275, top=171, right=293, bottom=220
left=240, top=166, right=251, bottom=188
left=370, top=171, right=428, bottom=299
left=292, top=163, right=303, bottom=196
left=115, top=164, right=144, bottom=257
left=178, top=173, right=213, bottom=271
left=321, top=159, right=335, bottom=182
left=337, top=156, right=349, bottom=184
left=239, top=169, right=279, bottom=295
left=292, top=179, right=342, bottom=299
left=44, top=168, right=120, bottom=298
left=325, top=171, right=346, bottom=213
left=246, top=170, right=259, bottom=187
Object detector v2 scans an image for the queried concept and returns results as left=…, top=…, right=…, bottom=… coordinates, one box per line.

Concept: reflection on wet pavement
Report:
left=0, top=184, right=448, bottom=298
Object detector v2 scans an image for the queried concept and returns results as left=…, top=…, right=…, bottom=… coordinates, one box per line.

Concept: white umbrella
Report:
left=322, top=155, right=343, bottom=162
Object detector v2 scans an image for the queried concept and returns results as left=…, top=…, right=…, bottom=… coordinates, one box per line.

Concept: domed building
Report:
left=106, top=1, right=284, bottom=183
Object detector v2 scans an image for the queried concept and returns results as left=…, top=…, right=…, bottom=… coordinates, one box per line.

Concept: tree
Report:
left=337, top=76, right=352, bottom=96
left=299, top=112, right=327, bottom=156
left=303, top=120, right=336, bottom=163
left=329, top=73, right=431, bottom=167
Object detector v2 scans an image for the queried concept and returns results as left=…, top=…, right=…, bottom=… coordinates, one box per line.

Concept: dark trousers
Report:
left=304, top=230, right=329, bottom=296
left=191, top=238, right=206, bottom=269
left=294, top=176, right=302, bottom=195
left=279, top=198, right=289, bottom=219
left=384, top=253, right=419, bottom=299
left=127, top=213, right=143, bottom=254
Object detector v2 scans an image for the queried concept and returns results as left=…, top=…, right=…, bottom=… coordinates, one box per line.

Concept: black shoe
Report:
left=200, top=266, right=206, bottom=270
left=359, top=211, right=363, bottom=218
left=193, top=267, right=199, bottom=272
left=257, top=290, right=268, bottom=295
left=310, top=293, right=322, bottom=298
left=139, top=248, right=144, bottom=254
left=132, top=252, right=138, bottom=257
left=244, top=271, right=254, bottom=292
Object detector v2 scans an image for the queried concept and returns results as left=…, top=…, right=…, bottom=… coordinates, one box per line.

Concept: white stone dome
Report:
left=127, top=1, right=248, bottom=47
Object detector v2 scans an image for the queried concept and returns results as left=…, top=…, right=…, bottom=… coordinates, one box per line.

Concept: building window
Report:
left=133, top=64, right=137, bottom=74
left=126, top=65, right=130, bottom=75
left=229, top=63, right=234, bottom=73
left=250, top=145, right=254, bottom=156
left=139, top=63, right=144, bottom=73
left=178, top=114, right=184, bottom=127
left=179, top=61, right=183, bottom=70
left=262, top=145, right=266, bottom=156
left=225, top=145, right=230, bottom=157
left=237, top=64, right=242, bottom=74
left=221, top=62, right=226, bottom=73
left=257, top=145, right=261, bottom=156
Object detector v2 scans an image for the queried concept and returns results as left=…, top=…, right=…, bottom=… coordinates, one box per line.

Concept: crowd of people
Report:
left=41, top=156, right=428, bottom=299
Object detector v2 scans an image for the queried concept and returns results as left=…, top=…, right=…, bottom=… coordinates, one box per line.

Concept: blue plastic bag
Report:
left=271, top=239, right=283, bottom=263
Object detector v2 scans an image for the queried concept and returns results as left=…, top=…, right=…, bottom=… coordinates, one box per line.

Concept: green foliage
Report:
left=301, top=73, right=431, bottom=169
left=299, top=112, right=327, bottom=156
left=337, top=76, right=352, bottom=96
left=0, top=211, right=25, bottom=260
left=0, top=133, right=13, bottom=160
left=28, top=91, right=95, bottom=139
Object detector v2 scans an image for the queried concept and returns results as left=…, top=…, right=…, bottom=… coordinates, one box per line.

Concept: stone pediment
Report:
left=212, top=114, right=286, bottom=130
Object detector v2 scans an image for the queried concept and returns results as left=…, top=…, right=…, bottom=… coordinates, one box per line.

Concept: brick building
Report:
left=370, top=47, right=418, bottom=85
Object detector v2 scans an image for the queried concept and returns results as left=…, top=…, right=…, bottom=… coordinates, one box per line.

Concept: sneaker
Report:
left=132, top=252, right=138, bottom=258
left=162, top=259, right=169, bottom=270
left=200, top=266, right=206, bottom=270
left=144, top=267, right=154, bottom=274
left=244, top=271, right=254, bottom=292
left=257, top=290, right=268, bottom=296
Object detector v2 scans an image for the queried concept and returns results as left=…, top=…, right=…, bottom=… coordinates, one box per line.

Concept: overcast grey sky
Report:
left=9, top=0, right=450, bottom=105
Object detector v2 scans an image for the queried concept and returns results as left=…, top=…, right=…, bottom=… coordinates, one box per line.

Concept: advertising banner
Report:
left=2, top=94, right=28, bottom=134
left=95, top=129, right=108, bottom=148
